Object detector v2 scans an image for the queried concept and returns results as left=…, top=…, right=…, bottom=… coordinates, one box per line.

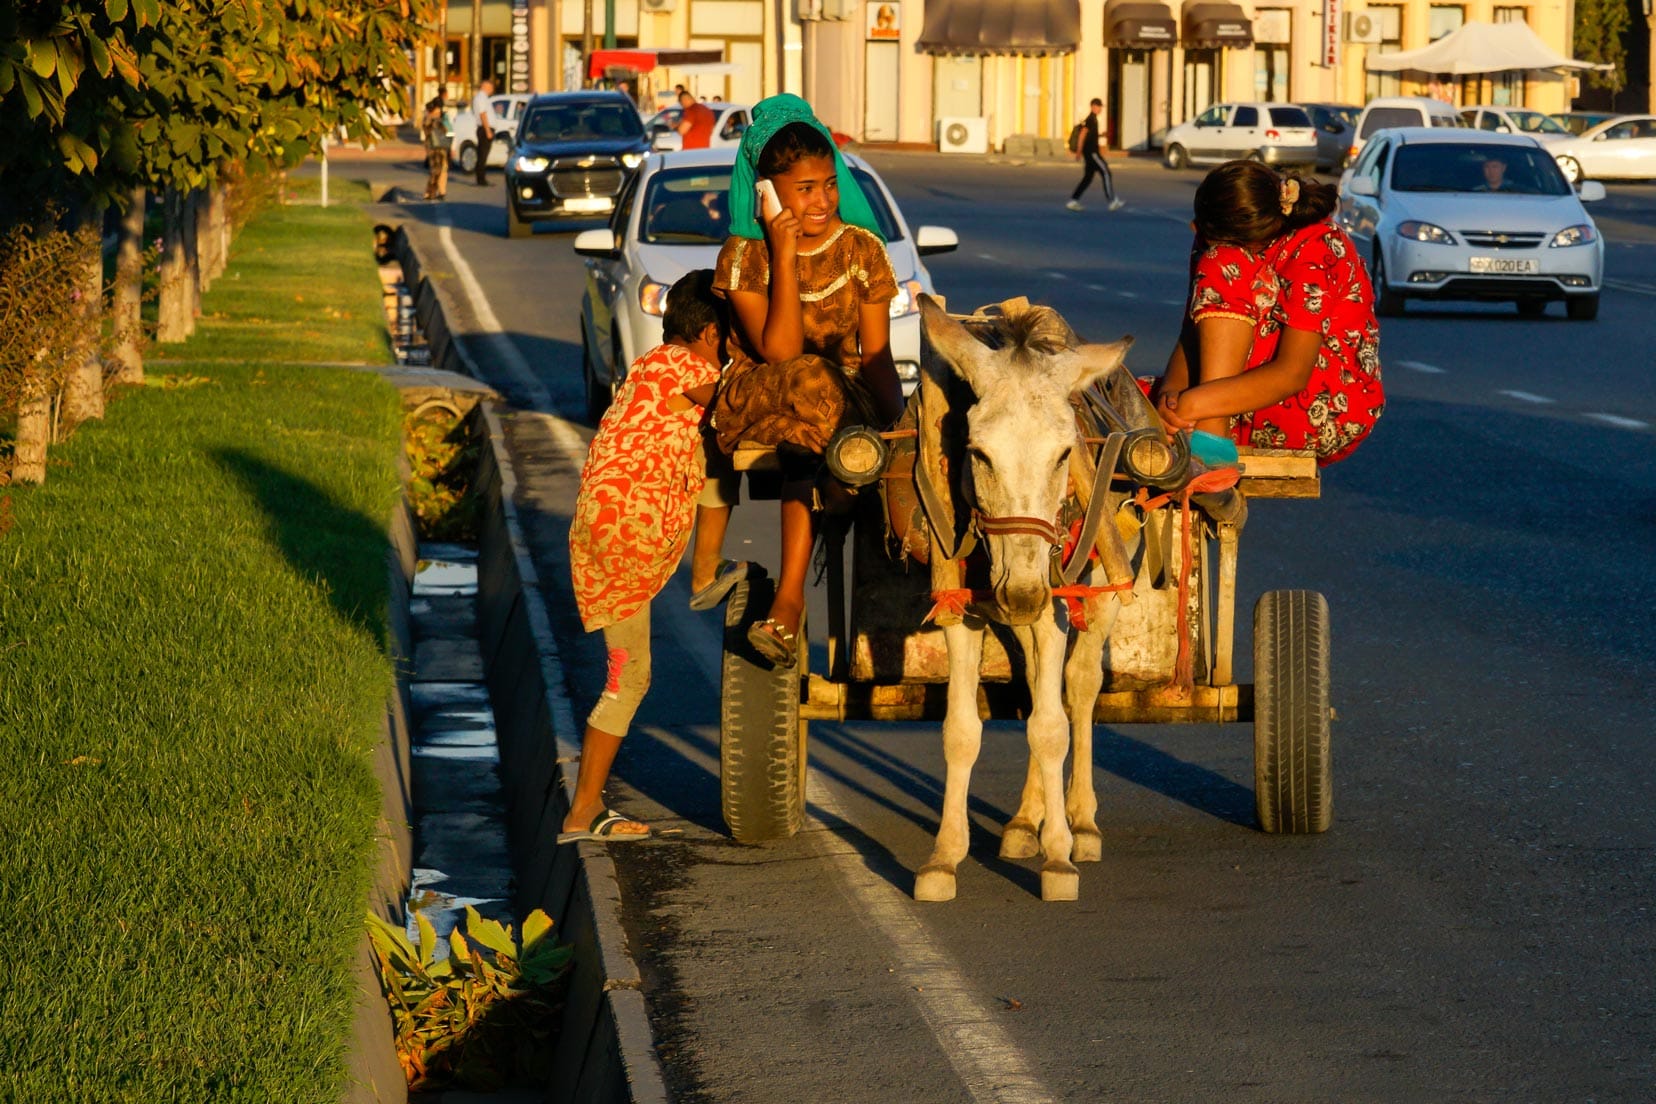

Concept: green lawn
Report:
left=0, top=188, right=405, bottom=1101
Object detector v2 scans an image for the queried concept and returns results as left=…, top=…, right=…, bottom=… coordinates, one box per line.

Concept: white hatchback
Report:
left=448, top=92, right=532, bottom=173
left=573, top=146, right=959, bottom=422
left=1161, top=102, right=1319, bottom=170
left=1337, top=129, right=1605, bottom=320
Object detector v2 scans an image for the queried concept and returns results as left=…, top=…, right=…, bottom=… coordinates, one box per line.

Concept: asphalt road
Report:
left=360, top=145, right=1656, bottom=1103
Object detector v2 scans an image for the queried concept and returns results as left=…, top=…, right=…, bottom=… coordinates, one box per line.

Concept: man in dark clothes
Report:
left=1068, top=98, right=1123, bottom=213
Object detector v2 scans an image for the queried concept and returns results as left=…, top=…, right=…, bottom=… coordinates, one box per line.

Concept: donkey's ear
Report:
left=919, top=295, right=994, bottom=393
left=1061, top=337, right=1135, bottom=395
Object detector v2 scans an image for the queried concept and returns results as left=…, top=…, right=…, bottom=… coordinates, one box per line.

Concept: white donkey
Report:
left=913, top=297, right=1138, bottom=903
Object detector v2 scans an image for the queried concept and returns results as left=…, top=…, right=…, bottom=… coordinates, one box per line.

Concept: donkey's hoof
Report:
left=1040, top=861, right=1080, bottom=902
left=999, top=818, right=1041, bottom=860
left=1072, top=827, right=1103, bottom=863
left=915, top=863, right=958, bottom=902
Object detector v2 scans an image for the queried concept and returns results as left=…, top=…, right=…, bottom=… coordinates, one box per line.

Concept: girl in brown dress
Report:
left=710, top=96, right=906, bottom=665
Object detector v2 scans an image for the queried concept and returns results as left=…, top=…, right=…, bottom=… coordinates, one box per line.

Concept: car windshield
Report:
left=521, top=103, right=644, bottom=142
left=1507, top=110, right=1569, bottom=135
left=640, top=165, right=905, bottom=245
left=1389, top=144, right=1572, bottom=196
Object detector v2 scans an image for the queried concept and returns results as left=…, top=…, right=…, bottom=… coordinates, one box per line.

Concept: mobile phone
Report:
left=755, top=179, right=782, bottom=221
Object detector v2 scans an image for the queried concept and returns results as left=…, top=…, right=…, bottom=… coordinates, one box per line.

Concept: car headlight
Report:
left=888, top=279, right=924, bottom=319
left=1396, top=221, right=1456, bottom=244
left=1549, top=224, right=1597, bottom=248
left=621, top=152, right=644, bottom=169
left=639, top=280, right=669, bottom=316
left=514, top=155, right=549, bottom=173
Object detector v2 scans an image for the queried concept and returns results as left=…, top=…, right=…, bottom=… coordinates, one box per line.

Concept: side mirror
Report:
left=573, top=228, right=619, bottom=258
left=1577, top=180, right=1607, bottom=202
left=915, top=225, right=959, bottom=256
left=1348, top=176, right=1378, bottom=197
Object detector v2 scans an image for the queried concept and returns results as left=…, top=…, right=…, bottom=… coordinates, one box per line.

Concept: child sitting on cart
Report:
left=1152, top=160, right=1385, bottom=465
left=561, top=270, right=734, bottom=843
left=705, top=93, right=906, bottom=667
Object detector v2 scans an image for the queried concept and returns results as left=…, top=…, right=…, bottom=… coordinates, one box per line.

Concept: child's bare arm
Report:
left=857, top=302, right=904, bottom=426
left=1172, top=326, right=1321, bottom=424
left=727, top=287, right=803, bottom=364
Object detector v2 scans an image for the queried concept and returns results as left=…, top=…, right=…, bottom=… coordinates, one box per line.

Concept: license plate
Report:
left=1469, top=256, right=1539, bottom=275
left=563, top=196, right=613, bottom=213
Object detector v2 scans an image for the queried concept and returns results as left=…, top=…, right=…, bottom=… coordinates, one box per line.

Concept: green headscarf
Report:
left=727, top=93, right=885, bottom=243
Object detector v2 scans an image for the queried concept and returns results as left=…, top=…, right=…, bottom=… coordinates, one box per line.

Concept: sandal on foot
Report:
left=689, top=559, right=758, bottom=611
left=556, top=808, right=652, bottom=844
left=747, top=617, right=800, bottom=667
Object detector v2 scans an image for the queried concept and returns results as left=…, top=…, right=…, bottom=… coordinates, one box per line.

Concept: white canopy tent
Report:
left=1365, top=20, right=1610, bottom=74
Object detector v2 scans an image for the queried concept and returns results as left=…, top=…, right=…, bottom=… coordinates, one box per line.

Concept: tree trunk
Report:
left=184, top=188, right=202, bottom=321
left=156, top=185, right=191, bottom=343
left=208, top=184, right=228, bottom=283
left=60, top=201, right=107, bottom=431
left=11, top=392, right=51, bottom=484
left=111, top=186, right=146, bottom=385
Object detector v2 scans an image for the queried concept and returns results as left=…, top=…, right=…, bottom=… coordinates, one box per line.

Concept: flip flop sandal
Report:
left=688, top=559, right=758, bottom=612
left=746, top=617, right=800, bottom=668
left=556, top=808, right=652, bottom=844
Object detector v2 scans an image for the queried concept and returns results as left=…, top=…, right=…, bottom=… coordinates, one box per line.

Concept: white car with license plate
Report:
left=573, top=146, right=959, bottom=422
left=1337, top=129, right=1604, bottom=320
left=1161, top=102, right=1319, bottom=170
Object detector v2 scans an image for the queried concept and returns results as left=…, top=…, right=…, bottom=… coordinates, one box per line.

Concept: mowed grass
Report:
left=0, top=190, right=405, bottom=1100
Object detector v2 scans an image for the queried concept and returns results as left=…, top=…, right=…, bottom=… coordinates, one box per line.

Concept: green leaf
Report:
left=463, top=906, right=517, bottom=960
left=106, top=0, right=129, bottom=21
left=85, top=34, right=110, bottom=78
left=521, top=908, right=554, bottom=951
left=20, top=74, right=43, bottom=118
left=28, top=40, right=56, bottom=79
left=132, top=0, right=160, bottom=25
left=415, top=911, right=437, bottom=967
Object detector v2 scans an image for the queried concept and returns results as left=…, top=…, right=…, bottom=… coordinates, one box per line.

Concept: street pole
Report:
left=604, top=0, right=616, bottom=49
left=583, top=0, right=594, bottom=88
left=470, top=0, right=484, bottom=92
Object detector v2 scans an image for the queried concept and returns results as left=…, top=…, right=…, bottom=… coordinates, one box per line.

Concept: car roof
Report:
left=1364, top=96, right=1457, bottom=110
left=1378, top=127, right=1543, bottom=148
left=526, top=90, right=634, bottom=106
left=644, top=145, right=872, bottom=172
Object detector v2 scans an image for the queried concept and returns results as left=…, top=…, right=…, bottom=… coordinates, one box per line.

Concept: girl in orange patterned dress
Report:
left=560, top=271, right=734, bottom=843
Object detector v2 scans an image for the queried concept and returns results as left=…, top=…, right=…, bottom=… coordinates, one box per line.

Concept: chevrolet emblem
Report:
left=578, top=156, right=598, bottom=168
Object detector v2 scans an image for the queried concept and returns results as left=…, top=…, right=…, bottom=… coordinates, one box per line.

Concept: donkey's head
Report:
left=919, top=296, right=1133, bottom=625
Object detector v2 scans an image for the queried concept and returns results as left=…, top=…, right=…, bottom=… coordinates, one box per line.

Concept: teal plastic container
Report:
left=1188, top=429, right=1240, bottom=467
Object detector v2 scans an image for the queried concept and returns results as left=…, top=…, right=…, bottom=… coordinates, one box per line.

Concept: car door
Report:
left=1622, top=118, right=1656, bottom=177
left=1189, top=104, right=1231, bottom=162
left=1339, top=136, right=1389, bottom=245
left=584, top=171, right=643, bottom=382
left=1582, top=119, right=1640, bottom=177
left=1227, top=105, right=1259, bottom=158
left=716, top=109, right=749, bottom=146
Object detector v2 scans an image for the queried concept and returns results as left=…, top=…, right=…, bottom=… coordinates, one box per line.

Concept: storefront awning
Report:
left=915, top=0, right=1081, bottom=57
left=1364, top=20, right=1609, bottom=74
left=1105, top=0, right=1177, bottom=48
left=1181, top=1, right=1252, bottom=48
left=586, top=48, right=723, bottom=81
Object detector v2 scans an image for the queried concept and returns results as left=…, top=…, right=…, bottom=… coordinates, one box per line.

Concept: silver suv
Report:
left=1162, top=102, right=1319, bottom=170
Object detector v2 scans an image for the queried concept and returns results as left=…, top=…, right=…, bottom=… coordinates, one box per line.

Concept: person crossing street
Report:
left=1067, top=98, right=1123, bottom=213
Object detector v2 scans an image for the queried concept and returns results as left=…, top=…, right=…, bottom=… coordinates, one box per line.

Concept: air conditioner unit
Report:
left=939, top=116, right=988, bottom=154
left=1344, top=11, right=1383, bottom=43
left=641, top=0, right=676, bottom=11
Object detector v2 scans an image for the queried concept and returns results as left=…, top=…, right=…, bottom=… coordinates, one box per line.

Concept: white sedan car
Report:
left=1338, top=128, right=1605, bottom=320
left=574, top=146, right=959, bottom=421
left=448, top=92, right=532, bottom=173
left=1547, top=113, right=1656, bottom=182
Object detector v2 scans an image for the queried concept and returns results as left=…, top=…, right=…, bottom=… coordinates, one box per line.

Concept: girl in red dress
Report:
left=1154, top=161, right=1385, bottom=465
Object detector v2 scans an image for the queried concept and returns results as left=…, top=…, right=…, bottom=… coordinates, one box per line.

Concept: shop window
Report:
left=1363, top=5, right=1404, bottom=101
left=1253, top=8, right=1291, bottom=102
left=1492, top=7, right=1528, bottom=105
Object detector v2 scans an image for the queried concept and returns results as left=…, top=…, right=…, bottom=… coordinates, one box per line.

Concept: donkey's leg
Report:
left=1062, top=610, right=1112, bottom=863
left=999, top=755, right=1043, bottom=860
left=916, top=623, right=985, bottom=902
left=1015, top=619, right=1079, bottom=901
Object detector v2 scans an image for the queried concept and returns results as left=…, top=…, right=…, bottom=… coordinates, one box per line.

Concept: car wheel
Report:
left=1163, top=143, right=1188, bottom=170
left=1557, top=156, right=1583, bottom=184
left=1566, top=293, right=1600, bottom=321
left=1247, top=149, right=1266, bottom=163
left=506, top=202, right=530, bottom=239
left=458, top=142, right=478, bottom=175
left=581, top=324, right=609, bottom=424
left=1371, top=247, right=1404, bottom=317
left=1516, top=298, right=1547, bottom=319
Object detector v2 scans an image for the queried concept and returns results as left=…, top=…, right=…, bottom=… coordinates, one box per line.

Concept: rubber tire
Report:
left=457, top=142, right=477, bottom=175
left=1557, top=156, right=1582, bottom=184
left=1253, top=589, right=1333, bottom=834
left=581, top=327, right=609, bottom=424
left=1516, top=298, right=1547, bottom=319
left=1246, top=149, right=1266, bottom=163
left=506, top=203, right=530, bottom=239
left=1567, top=293, right=1600, bottom=321
left=1371, top=247, right=1404, bottom=317
left=720, top=576, right=807, bottom=843
left=1163, top=143, right=1188, bottom=170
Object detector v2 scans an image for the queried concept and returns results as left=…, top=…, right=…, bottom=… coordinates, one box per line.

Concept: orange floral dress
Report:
left=569, top=344, right=722, bottom=631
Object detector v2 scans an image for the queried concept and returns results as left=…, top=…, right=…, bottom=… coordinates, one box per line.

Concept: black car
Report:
left=1301, top=102, right=1360, bottom=172
left=505, top=92, right=648, bottom=238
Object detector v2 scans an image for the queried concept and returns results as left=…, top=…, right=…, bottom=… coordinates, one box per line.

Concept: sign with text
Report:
left=867, top=1, right=901, bottom=39
left=1322, top=0, right=1340, bottom=66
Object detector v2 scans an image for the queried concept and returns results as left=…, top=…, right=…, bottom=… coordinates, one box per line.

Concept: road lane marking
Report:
left=975, top=252, right=997, bottom=260
left=439, top=223, right=1062, bottom=1104
left=1498, top=389, right=1555, bottom=404
left=1396, top=359, right=1446, bottom=374
left=1604, top=277, right=1656, bottom=296
left=1085, top=283, right=1108, bottom=291
left=1044, top=271, right=1069, bottom=281
left=1584, top=412, right=1650, bottom=429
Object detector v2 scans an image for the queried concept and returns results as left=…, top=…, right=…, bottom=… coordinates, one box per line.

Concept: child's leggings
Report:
left=587, top=606, right=652, bottom=737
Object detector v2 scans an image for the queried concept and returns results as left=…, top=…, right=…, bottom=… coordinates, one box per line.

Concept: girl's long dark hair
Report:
left=756, top=121, right=836, bottom=178
left=1192, top=160, right=1338, bottom=246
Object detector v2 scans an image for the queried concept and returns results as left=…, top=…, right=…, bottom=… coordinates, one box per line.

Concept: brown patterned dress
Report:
left=709, top=223, right=898, bottom=455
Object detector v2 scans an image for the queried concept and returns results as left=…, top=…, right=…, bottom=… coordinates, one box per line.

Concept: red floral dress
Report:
left=569, top=344, right=722, bottom=631
left=1188, top=221, right=1385, bottom=464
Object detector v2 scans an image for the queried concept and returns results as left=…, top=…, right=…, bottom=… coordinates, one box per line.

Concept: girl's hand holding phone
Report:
left=755, top=179, right=783, bottom=221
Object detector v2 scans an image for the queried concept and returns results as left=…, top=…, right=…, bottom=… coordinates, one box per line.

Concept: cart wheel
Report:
left=1253, top=589, right=1332, bottom=834
left=720, top=575, right=806, bottom=843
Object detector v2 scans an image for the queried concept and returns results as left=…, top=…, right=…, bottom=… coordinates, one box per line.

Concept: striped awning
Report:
left=915, top=0, right=1081, bottom=56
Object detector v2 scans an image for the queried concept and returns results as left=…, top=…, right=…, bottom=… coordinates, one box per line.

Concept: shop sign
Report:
left=1322, top=0, right=1340, bottom=66
left=867, top=2, right=901, bottom=40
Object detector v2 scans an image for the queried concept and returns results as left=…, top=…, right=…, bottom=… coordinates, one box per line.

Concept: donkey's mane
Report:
left=964, top=303, right=1078, bottom=360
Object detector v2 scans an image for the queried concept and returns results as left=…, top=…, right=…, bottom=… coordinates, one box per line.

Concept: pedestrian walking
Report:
left=1067, top=98, right=1123, bottom=213
left=471, top=78, right=497, bottom=186
left=421, top=91, right=452, bottom=200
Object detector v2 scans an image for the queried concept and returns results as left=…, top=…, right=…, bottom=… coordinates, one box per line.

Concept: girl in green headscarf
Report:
left=703, top=94, right=905, bottom=667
